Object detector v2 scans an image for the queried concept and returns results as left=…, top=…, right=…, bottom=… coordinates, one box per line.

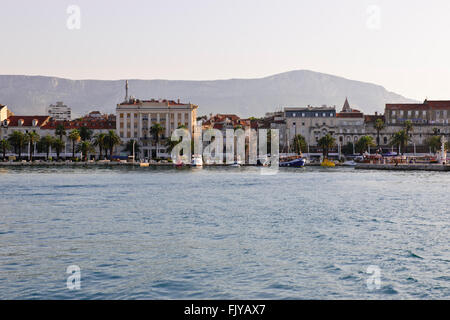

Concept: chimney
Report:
left=375, top=111, right=378, bottom=116
left=177, top=99, right=180, bottom=104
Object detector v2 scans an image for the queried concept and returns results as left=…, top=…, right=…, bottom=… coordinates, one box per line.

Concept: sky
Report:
left=1, top=0, right=450, bottom=101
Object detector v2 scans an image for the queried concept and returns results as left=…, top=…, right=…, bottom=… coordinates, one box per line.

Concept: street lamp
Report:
left=133, top=140, right=136, bottom=164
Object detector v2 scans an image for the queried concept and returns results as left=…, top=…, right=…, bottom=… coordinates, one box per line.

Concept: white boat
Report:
left=342, top=160, right=356, bottom=166
left=191, top=154, right=203, bottom=167
left=229, top=161, right=240, bottom=167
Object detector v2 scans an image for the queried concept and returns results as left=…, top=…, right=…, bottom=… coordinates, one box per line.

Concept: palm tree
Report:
left=165, top=137, right=180, bottom=155
left=293, top=134, right=307, bottom=155
left=39, top=135, right=54, bottom=160
left=79, top=126, right=93, bottom=141
left=374, top=119, right=385, bottom=147
left=76, top=141, right=95, bottom=161
left=55, top=123, right=66, bottom=141
left=317, top=133, right=335, bottom=159
left=105, top=130, right=121, bottom=160
left=25, top=131, right=40, bottom=161
left=8, top=131, right=26, bottom=160
left=404, top=120, right=413, bottom=136
left=150, top=123, right=164, bottom=158
left=93, top=132, right=107, bottom=160
left=0, top=139, right=11, bottom=160
left=426, top=135, right=442, bottom=153
left=390, top=130, right=410, bottom=155
left=355, top=135, right=376, bottom=154
left=68, top=129, right=81, bottom=159
left=124, top=139, right=141, bottom=158
left=52, top=138, right=65, bottom=160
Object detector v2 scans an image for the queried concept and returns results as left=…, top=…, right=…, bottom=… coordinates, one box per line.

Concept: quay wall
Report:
left=355, top=163, right=450, bottom=171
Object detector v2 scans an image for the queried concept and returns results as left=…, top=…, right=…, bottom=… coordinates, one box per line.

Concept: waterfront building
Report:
left=47, top=102, right=72, bottom=121
left=383, top=100, right=450, bottom=149
left=284, top=105, right=337, bottom=146
left=41, top=112, right=116, bottom=157
left=335, top=98, right=365, bottom=146
left=116, top=81, right=198, bottom=158
left=0, top=115, right=51, bottom=140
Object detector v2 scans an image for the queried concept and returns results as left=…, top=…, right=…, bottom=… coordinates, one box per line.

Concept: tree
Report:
left=76, top=141, right=95, bottom=161
left=124, top=139, right=141, bottom=157
left=150, top=123, right=164, bottom=157
left=426, top=135, right=448, bottom=153
left=25, top=131, right=40, bottom=161
left=55, top=123, right=66, bottom=140
left=52, top=138, right=65, bottom=160
left=341, top=142, right=354, bottom=155
left=39, top=135, right=54, bottom=160
left=374, top=119, right=385, bottom=146
left=68, top=129, right=81, bottom=159
left=404, top=120, right=413, bottom=136
left=93, top=132, right=107, bottom=160
left=8, top=131, right=26, bottom=160
left=292, top=134, right=307, bottom=154
left=104, top=130, right=121, bottom=160
left=0, top=139, right=10, bottom=160
left=355, top=136, right=376, bottom=154
left=79, top=126, right=93, bottom=141
left=165, top=137, right=181, bottom=154
left=317, top=134, right=335, bottom=159
left=390, top=130, right=410, bottom=155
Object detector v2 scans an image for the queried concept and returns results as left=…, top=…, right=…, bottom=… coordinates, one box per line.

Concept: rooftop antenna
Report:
left=125, top=80, right=129, bottom=101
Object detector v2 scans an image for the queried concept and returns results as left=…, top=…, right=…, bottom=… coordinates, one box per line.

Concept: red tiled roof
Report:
left=364, top=115, right=385, bottom=122
left=42, top=119, right=115, bottom=130
left=336, top=112, right=364, bottom=118
left=6, top=116, right=51, bottom=127
left=386, top=100, right=450, bottom=110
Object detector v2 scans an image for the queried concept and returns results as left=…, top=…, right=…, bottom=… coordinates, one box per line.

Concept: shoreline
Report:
left=355, top=163, right=450, bottom=171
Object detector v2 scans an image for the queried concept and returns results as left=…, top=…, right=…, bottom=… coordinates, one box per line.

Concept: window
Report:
left=120, top=113, right=124, bottom=118
left=302, top=113, right=305, bottom=117
left=315, top=113, right=318, bottom=117
left=127, top=113, right=130, bottom=118
left=322, top=113, right=326, bottom=117
left=408, top=110, right=412, bottom=116
left=392, top=110, right=396, bottom=116
left=400, top=110, right=404, bottom=116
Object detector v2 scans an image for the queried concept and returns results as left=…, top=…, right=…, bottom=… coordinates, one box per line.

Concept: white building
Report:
left=116, top=82, right=198, bottom=158
left=47, top=102, right=72, bottom=121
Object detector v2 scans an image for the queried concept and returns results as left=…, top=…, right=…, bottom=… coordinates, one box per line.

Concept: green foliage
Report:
left=292, top=134, right=307, bottom=154
left=0, top=138, right=11, bottom=159
left=390, top=130, right=410, bottom=154
left=317, top=134, right=335, bottom=158
left=355, top=136, right=375, bottom=154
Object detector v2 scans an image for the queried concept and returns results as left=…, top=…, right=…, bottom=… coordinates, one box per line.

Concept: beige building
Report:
left=116, top=87, right=198, bottom=158
left=47, top=102, right=72, bottom=121
left=285, top=105, right=337, bottom=146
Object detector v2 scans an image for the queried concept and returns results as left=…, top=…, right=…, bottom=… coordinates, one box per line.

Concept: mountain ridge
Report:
left=0, top=70, right=417, bottom=118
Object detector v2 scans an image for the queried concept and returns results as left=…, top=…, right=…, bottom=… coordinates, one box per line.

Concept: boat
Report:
left=342, top=160, right=356, bottom=166
left=140, top=162, right=149, bottom=167
left=321, top=159, right=335, bottom=167
left=279, top=158, right=306, bottom=168
left=229, top=161, right=241, bottom=167
left=191, top=154, right=203, bottom=167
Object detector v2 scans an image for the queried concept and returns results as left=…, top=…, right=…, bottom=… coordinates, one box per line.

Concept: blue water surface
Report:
left=0, top=166, right=448, bottom=299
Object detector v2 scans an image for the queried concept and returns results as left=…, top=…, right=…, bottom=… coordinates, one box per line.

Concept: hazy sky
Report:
left=1, top=0, right=450, bottom=101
